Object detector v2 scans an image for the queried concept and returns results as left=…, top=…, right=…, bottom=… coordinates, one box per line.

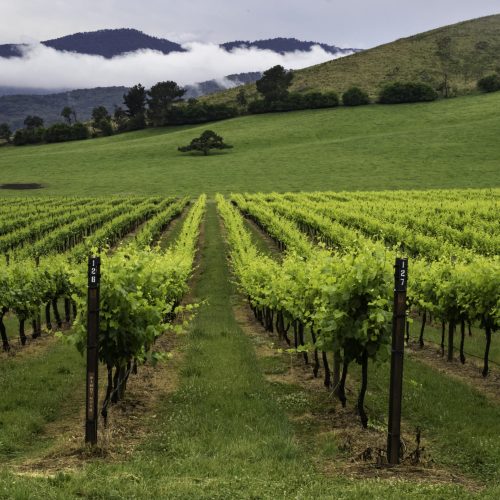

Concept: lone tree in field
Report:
left=256, top=65, right=294, bottom=102
left=178, top=130, right=232, bottom=156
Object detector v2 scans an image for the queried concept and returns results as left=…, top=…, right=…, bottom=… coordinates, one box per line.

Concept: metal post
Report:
left=85, top=256, right=100, bottom=445
left=387, top=257, right=408, bottom=465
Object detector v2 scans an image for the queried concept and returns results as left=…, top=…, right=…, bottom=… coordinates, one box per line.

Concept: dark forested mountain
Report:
left=0, top=44, right=25, bottom=58
left=0, top=29, right=186, bottom=59
left=221, top=37, right=356, bottom=55
left=42, top=29, right=186, bottom=58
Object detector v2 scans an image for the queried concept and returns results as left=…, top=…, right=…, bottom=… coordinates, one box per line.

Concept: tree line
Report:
left=0, top=81, right=240, bottom=146
left=1, top=59, right=499, bottom=147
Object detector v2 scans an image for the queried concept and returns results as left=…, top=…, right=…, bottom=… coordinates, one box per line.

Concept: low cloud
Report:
left=0, top=43, right=352, bottom=90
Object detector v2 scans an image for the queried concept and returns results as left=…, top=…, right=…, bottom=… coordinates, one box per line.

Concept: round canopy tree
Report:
left=256, top=65, right=294, bottom=102
left=178, top=130, right=233, bottom=156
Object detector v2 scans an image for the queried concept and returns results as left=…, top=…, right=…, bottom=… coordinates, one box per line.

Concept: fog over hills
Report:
left=0, top=28, right=358, bottom=128
left=0, top=28, right=356, bottom=60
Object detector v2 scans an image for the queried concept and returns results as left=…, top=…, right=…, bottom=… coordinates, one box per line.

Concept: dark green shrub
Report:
left=477, top=74, right=500, bottom=93
left=378, top=82, right=438, bottom=104
left=126, top=113, right=146, bottom=131
left=44, top=123, right=90, bottom=143
left=248, top=91, right=339, bottom=114
left=247, top=99, right=268, bottom=114
left=97, top=119, right=114, bottom=136
left=44, top=123, right=74, bottom=143
left=342, top=87, right=370, bottom=106
left=303, top=92, right=340, bottom=109
left=71, top=123, right=90, bottom=140
left=165, top=102, right=238, bottom=125
left=13, top=127, right=44, bottom=146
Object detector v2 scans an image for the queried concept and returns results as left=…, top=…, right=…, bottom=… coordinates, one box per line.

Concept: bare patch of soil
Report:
left=0, top=183, right=43, bottom=190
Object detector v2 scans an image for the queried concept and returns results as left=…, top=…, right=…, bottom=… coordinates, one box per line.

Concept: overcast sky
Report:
left=1, top=0, right=498, bottom=47
left=1, top=1, right=498, bottom=90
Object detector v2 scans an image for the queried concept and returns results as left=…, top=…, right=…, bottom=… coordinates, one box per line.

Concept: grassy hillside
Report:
left=0, top=92, right=499, bottom=196
left=205, top=14, right=500, bottom=105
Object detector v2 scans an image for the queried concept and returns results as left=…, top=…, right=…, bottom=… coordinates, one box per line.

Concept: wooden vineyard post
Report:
left=85, top=256, right=100, bottom=445
left=387, top=257, right=408, bottom=465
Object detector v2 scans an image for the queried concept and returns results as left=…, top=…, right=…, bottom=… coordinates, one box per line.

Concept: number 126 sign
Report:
left=88, top=257, right=101, bottom=288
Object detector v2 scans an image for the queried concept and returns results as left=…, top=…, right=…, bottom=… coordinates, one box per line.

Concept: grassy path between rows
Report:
left=0, top=342, right=84, bottom=461
left=0, top=202, right=491, bottom=498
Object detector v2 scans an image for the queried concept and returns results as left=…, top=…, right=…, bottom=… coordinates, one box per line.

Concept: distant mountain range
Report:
left=0, top=28, right=356, bottom=59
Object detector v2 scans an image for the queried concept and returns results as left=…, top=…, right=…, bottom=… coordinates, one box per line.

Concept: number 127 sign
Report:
left=394, top=258, right=408, bottom=292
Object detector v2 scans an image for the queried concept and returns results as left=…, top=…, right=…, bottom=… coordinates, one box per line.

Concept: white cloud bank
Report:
left=0, top=43, right=352, bottom=90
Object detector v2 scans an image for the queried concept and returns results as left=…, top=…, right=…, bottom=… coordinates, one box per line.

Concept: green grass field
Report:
left=1, top=92, right=499, bottom=197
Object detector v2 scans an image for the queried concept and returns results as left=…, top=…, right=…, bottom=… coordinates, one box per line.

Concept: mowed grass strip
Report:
left=0, top=342, right=84, bottom=460
left=0, top=92, right=499, bottom=197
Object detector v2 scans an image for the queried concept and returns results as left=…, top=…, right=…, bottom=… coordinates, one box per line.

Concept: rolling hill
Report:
left=204, top=14, right=500, bottom=105
left=0, top=91, right=499, bottom=196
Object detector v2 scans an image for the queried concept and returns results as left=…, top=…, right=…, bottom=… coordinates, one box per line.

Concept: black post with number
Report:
left=387, top=257, right=408, bottom=465
left=85, top=256, right=100, bottom=445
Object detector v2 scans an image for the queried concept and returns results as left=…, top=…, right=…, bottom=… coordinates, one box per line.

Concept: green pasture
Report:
left=1, top=92, right=499, bottom=197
